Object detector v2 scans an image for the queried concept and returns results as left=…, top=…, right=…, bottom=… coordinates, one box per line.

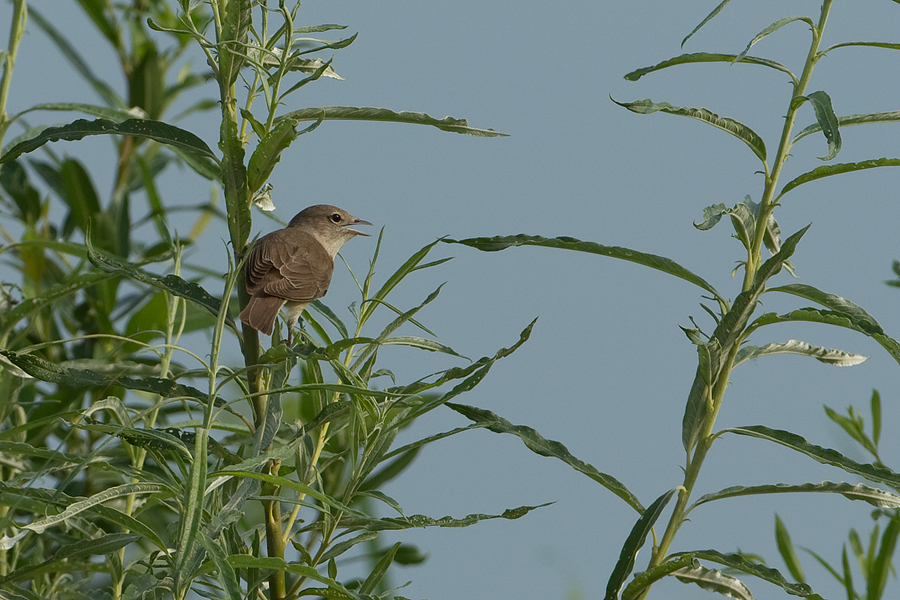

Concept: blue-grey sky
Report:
left=4, top=1, right=900, bottom=598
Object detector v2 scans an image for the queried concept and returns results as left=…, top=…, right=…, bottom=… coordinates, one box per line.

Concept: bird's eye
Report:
left=330, top=213, right=342, bottom=223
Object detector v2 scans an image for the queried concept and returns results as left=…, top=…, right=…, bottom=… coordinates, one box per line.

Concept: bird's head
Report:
left=289, top=204, right=372, bottom=255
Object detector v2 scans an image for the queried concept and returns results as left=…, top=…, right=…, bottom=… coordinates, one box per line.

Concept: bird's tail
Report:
left=239, top=295, right=284, bottom=336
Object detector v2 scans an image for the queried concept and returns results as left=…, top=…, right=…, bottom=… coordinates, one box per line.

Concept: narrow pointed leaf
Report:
left=669, top=550, right=821, bottom=597
left=775, top=515, right=806, bottom=583
left=0, top=118, right=219, bottom=164
left=0, top=350, right=218, bottom=405
left=247, top=114, right=322, bottom=193
left=86, top=237, right=232, bottom=326
left=612, top=98, right=766, bottom=163
left=24, top=483, right=170, bottom=534
left=367, top=503, right=550, bottom=531
left=734, top=339, right=867, bottom=367
left=724, top=426, right=900, bottom=488
left=447, top=402, right=642, bottom=513
left=360, top=542, right=401, bottom=595
left=802, top=91, right=840, bottom=160
left=868, top=515, right=900, bottom=600
left=734, top=17, right=814, bottom=63
left=683, top=226, right=809, bottom=451
left=673, top=564, right=754, bottom=599
left=13, top=102, right=148, bottom=122
left=605, top=489, right=678, bottom=600
left=621, top=555, right=697, bottom=600
left=0, top=271, right=113, bottom=336
left=795, top=110, right=900, bottom=144
left=219, top=0, right=251, bottom=86
left=682, top=0, right=733, bottom=47
left=778, top=158, right=900, bottom=198
left=624, top=52, right=796, bottom=84
left=442, top=234, right=724, bottom=304
left=275, top=106, right=506, bottom=137
left=225, top=555, right=361, bottom=598
left=693, top=481, right=900, bottom=509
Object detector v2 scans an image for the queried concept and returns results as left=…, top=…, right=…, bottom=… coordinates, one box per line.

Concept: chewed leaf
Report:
left=612, top=98, right=766, bottom=163
left=735, top=339, right=867, bottom=367
left=802, top=91, right=841, bottom=160
left=669, top=550, right=819, bottom=597
left=673, top=564, right=753, bottom=600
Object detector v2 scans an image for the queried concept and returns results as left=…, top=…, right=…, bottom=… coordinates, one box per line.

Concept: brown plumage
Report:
left=239, top=205, right=370, bottom=336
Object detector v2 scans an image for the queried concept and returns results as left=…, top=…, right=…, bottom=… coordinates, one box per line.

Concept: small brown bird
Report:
left=239, top=205, right=371, bottom=336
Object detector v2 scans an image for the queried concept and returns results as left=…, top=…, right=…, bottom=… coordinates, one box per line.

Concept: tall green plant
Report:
left=444, top=2, right=900, bottom=598
left=0, top=2, right=532, bottom=600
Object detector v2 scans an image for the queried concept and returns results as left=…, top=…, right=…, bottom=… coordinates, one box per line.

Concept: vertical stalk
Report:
left=0, top=0, right=27, bottom=145
left=638, top=3, right=835, bottom=596
left=744, top=0, right=832, bottom=290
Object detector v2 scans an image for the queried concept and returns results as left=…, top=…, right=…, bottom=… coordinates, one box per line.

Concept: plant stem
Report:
left=640, top=6, right=835, bottom=597
left=0, top=0, right=26, bottom=145
left=744, top=0, right=832, bottom=291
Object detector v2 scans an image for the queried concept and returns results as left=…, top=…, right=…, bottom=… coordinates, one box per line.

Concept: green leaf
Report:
left=867, top=515, right=900, bottom=600
left=681, top=0, right=733, bottom=47
left=693, top=481, right=900, bottom=510
left=359, top=542, right=401, bottom=595
left=86, top=237, right=232, bottom=327
left=319, top=531, right=380, bottom=563
left=274, top=106, right=506, bottom=137
left=0, top=271, right=114, bottom=337
left=820, top=40, right=900, bottom=55
left=794, top=110, right=900, bottom=144
left=801, top=91, right=841, bottom=160
left=442, top=234, right=724, bottom=304
left=0, top=118, right=219, bottom=165
left=23, top=483, right=170, bottom=534
left=219, top=0, right=251, bottom=86
left=623, top=52, right=796, bottom=85
left=605, top=489, right=678, bottom=600
left=673, top=564, right=754, bottom=600
left=28, top=7, right=123, bottom=108
left=733, top=17, right=814, bottom=64
left=734, top=339, right=867, bottom=367
left=365, top=503, right=550, bottom=531
left=669, top=550, right=820, bottom=597
left=724, top=426, right=900, bottom=488
left=247, top=114, right=322, bottom=193
left=621, top=555, right=697, bottom=600
left=775, top=514, right=807, bottom=583
left=0, top=350, right=219, bottom=406
left=446, top=402, right=643, bottom=513
left=612, top=97, right=766, bottom=163
left=778, top=158, right=900, bottom=198
left=682, top=226, right=809, bottom=451
left=225, top=555, right=362, bottom=599
left=871, top=389, right=882, bottom=448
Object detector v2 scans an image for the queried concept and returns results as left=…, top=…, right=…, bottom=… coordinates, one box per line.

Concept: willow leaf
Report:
left=612, top=98, right=766, bottom=163
left=778, top=158, right=900, bottom=198
left=794, top=111, right=900, bottom=144
left=442, top=234, right=723, bottom=304
left=624, top=52, right=796, bottom=84
left=693, top=482, right=900, bottom=510
left=734, top=17, right=814, bottom=64
left=275, top=106, right=505, bottom=137
left=605, top=489, right=678, bottom=600
left=682, top=0, right=732, bottom=47
left=673, top=564, right=753, bottom=599
left=447, top=402, right=643, bottom=514
left=669, top=550, right=822, bottom=598
left=0, top=118, right=218, bottom=164
left=802, top=91, right=841, bottom=160
left=24, top=483, right=170, bottom=534
left=724, top=426, right=900, bottom=488
left=734, top=339, right=867, bottom=367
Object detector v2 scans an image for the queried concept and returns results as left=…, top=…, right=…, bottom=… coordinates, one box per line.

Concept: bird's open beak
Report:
left=347, top=218, right=372, bottom=236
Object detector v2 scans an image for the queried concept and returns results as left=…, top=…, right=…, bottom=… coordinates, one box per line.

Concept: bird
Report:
left=239, top=204, right=371, bottom=337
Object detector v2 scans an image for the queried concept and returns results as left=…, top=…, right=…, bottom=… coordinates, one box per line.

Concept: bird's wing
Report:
left=246, top=229, right=334, bottom=302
